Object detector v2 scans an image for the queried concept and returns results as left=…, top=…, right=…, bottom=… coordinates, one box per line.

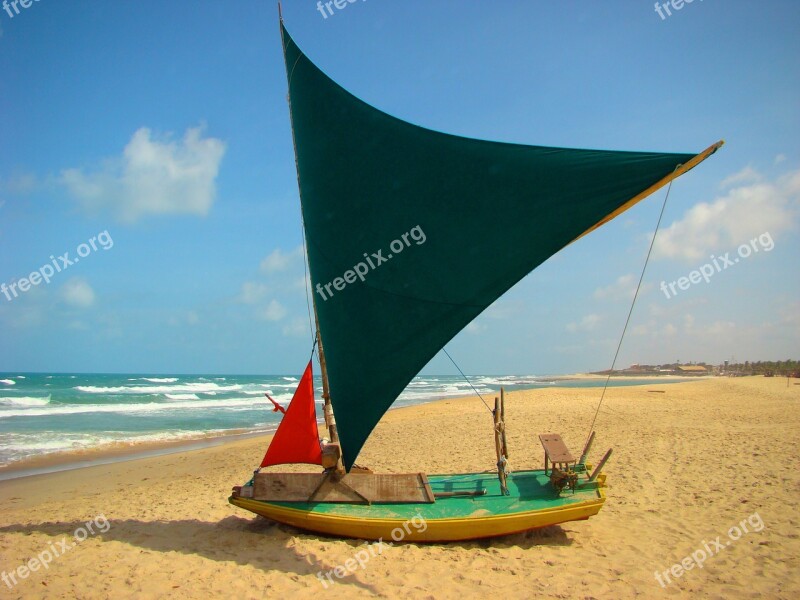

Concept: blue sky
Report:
left=1, top=1, right=798, bottom=375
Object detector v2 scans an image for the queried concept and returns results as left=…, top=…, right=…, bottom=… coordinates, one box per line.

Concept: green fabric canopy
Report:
left=280, top=24, right=717, bottom=470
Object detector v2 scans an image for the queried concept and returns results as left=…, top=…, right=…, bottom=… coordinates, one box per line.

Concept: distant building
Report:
left=677, top=365, right=708, bottom=375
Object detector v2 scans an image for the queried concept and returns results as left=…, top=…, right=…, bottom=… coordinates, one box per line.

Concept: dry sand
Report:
left=0, top=376, right=798, bottom=599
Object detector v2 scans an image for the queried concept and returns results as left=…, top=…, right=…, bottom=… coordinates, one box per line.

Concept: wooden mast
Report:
left=314, top=304, right=344, bottom=473
left=279, top=4, right=343, bottom=470
left=314, top=305, right=339, bottom=446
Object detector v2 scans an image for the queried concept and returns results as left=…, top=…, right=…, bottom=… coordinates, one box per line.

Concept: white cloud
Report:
left=239, top=282, right=269, bottom=304
left=594, top=274, right=634, bottom=300
left=465, top=322, right=486, bottom=335
left=634, top=313, right=736, bottom=342
left=703, top=321, right=736, bottom=336
left=566, top=313, right=601, bottom=332
left=679, top=313, right=736, bottom=337
left=784, top=169, right=800, bottom=198
left=652, top=168, right=798, bottom=262
left=483, top=300, right=524, bottom=320
left=774, top=154, right=786, bottom=165
left=720, top=166, right=761, bottom=189
left=0, top=173, right=37, bottom=195
left=282, top=317, right=310, bottom=337
left=259, top=300, right=287, bottom=322
left=61, top=125, right=226, bottom=223
left=167, top=310, right=200, bottom=327
left=260, top=246, right=304, bottom=274
left=60, top=278, right=95, bottom=308
left=292, top=274, right=311, bottom=292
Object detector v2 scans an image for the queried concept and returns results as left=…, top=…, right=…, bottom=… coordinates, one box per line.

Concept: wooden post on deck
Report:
left=589, top=448, right=613, bottom=481
left=500, top=387, right=508, bottom=459
left=579, top=431, right=595, bottom=465
left=494, top=395, right=509, bottom=495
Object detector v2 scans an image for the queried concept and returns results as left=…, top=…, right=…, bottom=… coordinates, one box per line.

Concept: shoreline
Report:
left=0, top=376, right=707, bottom=482
left=0, top=428, right=272, bottom=482
left=0, top=375, right=796, bottom=598
left=551, top=373, right=714, bottom=380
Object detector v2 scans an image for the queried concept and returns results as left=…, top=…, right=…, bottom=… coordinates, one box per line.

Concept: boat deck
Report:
left=230, top=469, right=606, bottom=541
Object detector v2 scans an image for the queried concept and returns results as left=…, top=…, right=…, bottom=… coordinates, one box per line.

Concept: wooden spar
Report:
left=570, top=140, right=725, bottom=246
left=308, top=255, right=343, bottom=470
left=279, top=12, right=343, bottom=470
left=313, top=304, right=338, bottom=444
left=579, top=431, right=595, bottom=465
left=589, top=448, right=613, bottom=481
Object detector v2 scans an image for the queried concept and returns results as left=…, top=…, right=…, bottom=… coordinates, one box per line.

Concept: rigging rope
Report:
left=585, top=175, right=677, bottom=440
left=445, top=173, right=678, bottom=427
left=443, top=347, right=494, bottom=414
left=309, top=331, right=319, bottom=362
left=280, top=20, right=315, bottom=346
left=300, top=222, right=315, bottom=345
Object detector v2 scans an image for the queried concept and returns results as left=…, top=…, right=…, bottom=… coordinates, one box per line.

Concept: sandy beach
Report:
left=1, top=376, right=798, bottom=599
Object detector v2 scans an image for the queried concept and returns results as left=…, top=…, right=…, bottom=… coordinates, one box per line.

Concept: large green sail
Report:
left=280, top=24, right=719, bottom=470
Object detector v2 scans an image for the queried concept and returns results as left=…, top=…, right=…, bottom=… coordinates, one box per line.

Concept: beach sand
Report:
left=0, top=376, right=797, bottom=599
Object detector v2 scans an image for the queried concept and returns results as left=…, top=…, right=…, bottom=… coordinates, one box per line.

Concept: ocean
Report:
left=0, top=372, right=687, bottom=469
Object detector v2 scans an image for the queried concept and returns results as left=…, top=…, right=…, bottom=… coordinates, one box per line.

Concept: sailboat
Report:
left=229, top=10, right=722, bottom=542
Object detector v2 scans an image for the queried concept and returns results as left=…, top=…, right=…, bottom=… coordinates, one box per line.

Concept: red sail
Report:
left=260, top=361, right=322, bottom=467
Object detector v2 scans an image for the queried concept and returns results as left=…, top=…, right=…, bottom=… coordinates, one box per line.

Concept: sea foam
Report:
left=0, top=396, right=51, bottom=407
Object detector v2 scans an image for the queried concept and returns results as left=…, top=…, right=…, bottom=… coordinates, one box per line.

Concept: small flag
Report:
left=264, top=392, right=286, bottom=414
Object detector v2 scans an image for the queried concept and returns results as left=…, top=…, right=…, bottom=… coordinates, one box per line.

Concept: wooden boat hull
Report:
left=229, top=469, right=606, bottom=542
